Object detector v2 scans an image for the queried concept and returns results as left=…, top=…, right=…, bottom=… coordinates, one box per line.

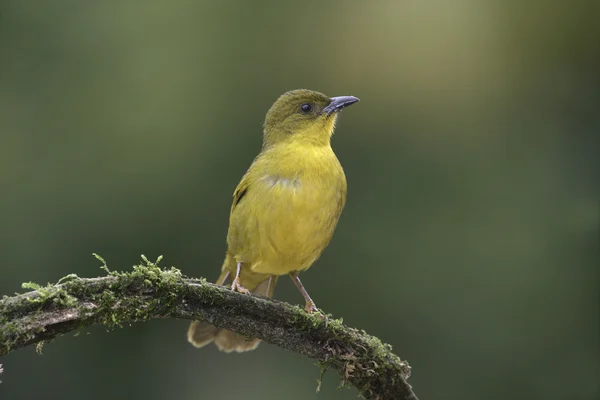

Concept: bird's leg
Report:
left=266, top=275, right=275, bottom=297
left=289, top=272, right=319, bottom=314
left=231, top=262, right=250, bottom=294
left=216, top=270, right=230, bottom=286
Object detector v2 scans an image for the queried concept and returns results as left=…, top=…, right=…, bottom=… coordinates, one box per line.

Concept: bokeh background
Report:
left=1, top=1, right=598, bottom=399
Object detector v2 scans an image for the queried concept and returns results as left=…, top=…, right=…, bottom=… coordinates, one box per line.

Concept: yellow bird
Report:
left=188, top=89, right=359, bottom=352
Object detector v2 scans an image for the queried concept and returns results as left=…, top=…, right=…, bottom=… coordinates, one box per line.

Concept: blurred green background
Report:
left=1, top=1, right=598, bottom=399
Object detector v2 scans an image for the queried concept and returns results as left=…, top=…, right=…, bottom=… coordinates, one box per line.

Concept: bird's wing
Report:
left=230, top=163, right=254, bottom=214
left=231, top=170, right=252, bottom=213
left=338, top=173, right=348, bottom=214
left=230, top=153, right=267, bottom=213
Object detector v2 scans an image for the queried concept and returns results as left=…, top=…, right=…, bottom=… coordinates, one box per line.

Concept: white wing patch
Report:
left=262, top=175, right=301, bottom=189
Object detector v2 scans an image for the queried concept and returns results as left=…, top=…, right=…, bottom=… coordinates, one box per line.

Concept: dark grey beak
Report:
left=322, top=95, right=360, bottom=114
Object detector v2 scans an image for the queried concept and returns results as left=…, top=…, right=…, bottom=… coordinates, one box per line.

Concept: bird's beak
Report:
left=323, top=96, right=360, bottom=114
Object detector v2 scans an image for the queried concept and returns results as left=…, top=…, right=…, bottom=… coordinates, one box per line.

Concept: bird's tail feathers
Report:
left=187, top=270, right=277, bottom=353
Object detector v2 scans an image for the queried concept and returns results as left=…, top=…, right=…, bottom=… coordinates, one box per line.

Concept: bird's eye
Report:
left=300, top=103, right=313, bottom=113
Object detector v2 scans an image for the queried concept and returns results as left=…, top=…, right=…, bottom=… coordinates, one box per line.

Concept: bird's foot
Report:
left=305, top=301, right=327, bottom=320
left=304, top=301, right=318, bottom=313
left=231, top=277, right=251, bottom=294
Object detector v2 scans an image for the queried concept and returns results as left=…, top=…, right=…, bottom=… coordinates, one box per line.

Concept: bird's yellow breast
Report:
left=226, top=142, right=346, bottom=276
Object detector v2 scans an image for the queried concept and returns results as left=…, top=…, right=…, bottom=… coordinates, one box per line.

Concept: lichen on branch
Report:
left=0, top=255, right=419, bottom=400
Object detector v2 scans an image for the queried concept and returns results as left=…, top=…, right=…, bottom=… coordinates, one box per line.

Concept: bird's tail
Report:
left=187, top=269, right=277, bottom=353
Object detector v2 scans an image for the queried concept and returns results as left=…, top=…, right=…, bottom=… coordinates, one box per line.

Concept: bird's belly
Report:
left=228, top=176, right=343, bottom=275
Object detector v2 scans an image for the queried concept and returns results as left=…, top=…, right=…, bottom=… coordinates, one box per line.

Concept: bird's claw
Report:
left=231, top=278, right=251, bottom=295
left=305, top=302, right=327, bottom=320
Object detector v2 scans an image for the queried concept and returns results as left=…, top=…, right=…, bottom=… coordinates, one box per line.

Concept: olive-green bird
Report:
left=188, top=89, right=359, bottom=352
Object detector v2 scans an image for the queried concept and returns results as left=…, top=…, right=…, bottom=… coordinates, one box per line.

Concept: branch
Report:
left=0, top=256, right=418, bottom=400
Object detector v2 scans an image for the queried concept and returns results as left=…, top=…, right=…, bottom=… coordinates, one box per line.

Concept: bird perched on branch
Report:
left=188, top=89, right=359, bottom=352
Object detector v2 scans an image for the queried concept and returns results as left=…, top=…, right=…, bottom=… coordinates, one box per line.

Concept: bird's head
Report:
left=263, top=89, right=359, bottom=148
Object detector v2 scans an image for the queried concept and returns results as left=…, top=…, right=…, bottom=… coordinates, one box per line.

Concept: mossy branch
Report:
left=0, top=256, right=418, bottom=400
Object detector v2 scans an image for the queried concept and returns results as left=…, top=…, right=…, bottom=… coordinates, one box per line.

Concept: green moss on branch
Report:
left=0, top=256, right=418, bottom=400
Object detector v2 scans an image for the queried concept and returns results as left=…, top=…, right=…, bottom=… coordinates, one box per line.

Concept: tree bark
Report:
left=0, top=257, right=418, bottom=400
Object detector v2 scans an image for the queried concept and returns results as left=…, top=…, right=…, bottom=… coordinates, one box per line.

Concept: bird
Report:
left=188, top=89, right=359, bottom=352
